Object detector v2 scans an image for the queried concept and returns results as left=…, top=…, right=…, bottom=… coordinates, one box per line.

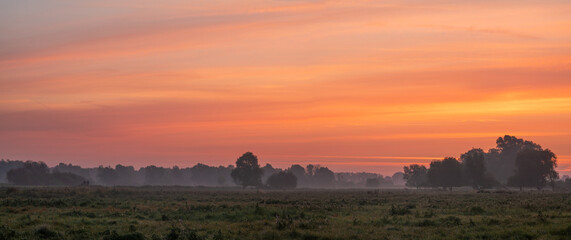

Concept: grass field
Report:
left=0, top=187, right=570, bottom=240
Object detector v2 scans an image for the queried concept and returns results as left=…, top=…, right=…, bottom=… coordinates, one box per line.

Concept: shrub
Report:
left=35, top=225, right=61, bottom=239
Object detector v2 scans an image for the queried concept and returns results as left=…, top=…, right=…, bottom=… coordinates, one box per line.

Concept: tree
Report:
left=142, top=165, right=172, bottom=185
left=461, top=148, right=496, bottom=189
left=115, top=164, right=139, bottom=185
left=97, top=166, right=119, bottom=186
left=508, top=148, right=558, bottom=190
left=0, top=159, right=25, bottom=183
left=427, top=157, right=463, bottom=190
left=261, top=164, right=278, bottom=183
left=312, top=166, right=335, bottom=188
left=231, top=152, right=263, bottom=188
left=306, top=164, right=315, bottom=177
left=7, top=161, right=85, bottom=186
left=288, top=164, right=306, bottom=187
left=486, top=135, right=541, bottom=184
left=266, top=171, right=297, bottom=189
left=190, top=163, right=219, bottom=186
left=403, top=164, right=428, bottom=189
left=53, top=163, right=91, bottom=181
left=7, top=161, right=50, bottom=185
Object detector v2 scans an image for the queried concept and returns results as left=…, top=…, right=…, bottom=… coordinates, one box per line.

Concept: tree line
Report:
left=2, top=135, right=568, bottom=190
left=403, top=135, right=567, bottom=190
left=0, top=155, right=403, bottom=188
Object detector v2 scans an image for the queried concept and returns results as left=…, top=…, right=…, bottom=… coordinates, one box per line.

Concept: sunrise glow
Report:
left=1, top=0, right=571, bottom=176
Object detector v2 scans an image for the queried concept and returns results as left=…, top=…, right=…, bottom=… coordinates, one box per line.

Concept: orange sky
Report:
left=1, top=0, right=571, bottom=176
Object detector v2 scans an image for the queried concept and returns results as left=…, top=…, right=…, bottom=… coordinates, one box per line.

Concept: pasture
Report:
left=0, top=187, right=570, bottom=240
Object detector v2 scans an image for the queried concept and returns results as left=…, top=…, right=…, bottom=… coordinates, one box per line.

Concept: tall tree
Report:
left=486, top=135, right=541, bottom=184
left=313, top=166, right=335, bottom=188
left=461, top=148, right=496, bottom=189
left=508, top=148, right=558, bottom=190
left=231, top=152, right=263, bottom=188
left=288, top=164, right=306, bottom=187
left=427, top=157, right=464, bottom=190
left=403, top=164, right=428, bottom=188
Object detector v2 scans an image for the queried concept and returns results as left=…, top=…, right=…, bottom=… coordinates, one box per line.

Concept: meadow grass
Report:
left=0, top=187, right=569, bottom=240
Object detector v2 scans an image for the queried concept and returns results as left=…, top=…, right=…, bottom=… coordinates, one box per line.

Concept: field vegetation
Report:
left=0, top=187, right=569, bottom=240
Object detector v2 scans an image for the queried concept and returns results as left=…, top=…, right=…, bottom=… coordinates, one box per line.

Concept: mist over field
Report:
left=2, top=135, right=570, bottom=193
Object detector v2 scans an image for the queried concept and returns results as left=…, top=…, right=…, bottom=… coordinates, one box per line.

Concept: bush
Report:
left=165, top=227, right=203, bottom=240
left=35, top=225, right=61, bottom=239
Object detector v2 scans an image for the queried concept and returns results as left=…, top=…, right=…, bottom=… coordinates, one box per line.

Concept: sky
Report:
left=1, top=0, right=570, bottom=176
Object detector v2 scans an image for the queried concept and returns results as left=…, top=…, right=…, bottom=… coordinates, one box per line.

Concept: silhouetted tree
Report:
left=217, top=165, right=234, bottom=186
left=289, top=164, right=306, bottom=186
left=312, top=166, right=335, bottom=188
left=484, top=148, right=501, bottom=182
left=0, top=159, right=25, bottom=183
left=190, top=163, right=216, bottom=186
left=266, top=171, right=297, bottom=189
left=262, top=164, right=278, bottom=183
left=115, top=164, right=139, bottom=185
left=7, top=161, right=85, bottom=186
left=403, top=164, right=428, bottom=189
left=461, top=148, right=496, bottom=189
left=306, top=164, right=315, bottom=177
left=52, top=163, right=92, bottom=181
left=231, top=152, right=262, bottom=188
left=7, top=161, right=50, bottom=185
left=427, top=157, right=464, bottom=190
left=187, top=164, right=232, bottom=186
left=486, top=135, right=541, bottom=184
left=508, top=148, right=558, bottom=190
left=97, top=166, right=119, bottom=186
left=142, top=165, right=172, bottom=185
left=169, top=166, right=184, bottom=185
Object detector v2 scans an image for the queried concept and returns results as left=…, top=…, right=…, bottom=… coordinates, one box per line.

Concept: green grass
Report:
left=0, top=187, right=570, bottom=240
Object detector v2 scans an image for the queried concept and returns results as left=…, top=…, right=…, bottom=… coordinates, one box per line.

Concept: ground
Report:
left=0, top=187, right=570, bottom=240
